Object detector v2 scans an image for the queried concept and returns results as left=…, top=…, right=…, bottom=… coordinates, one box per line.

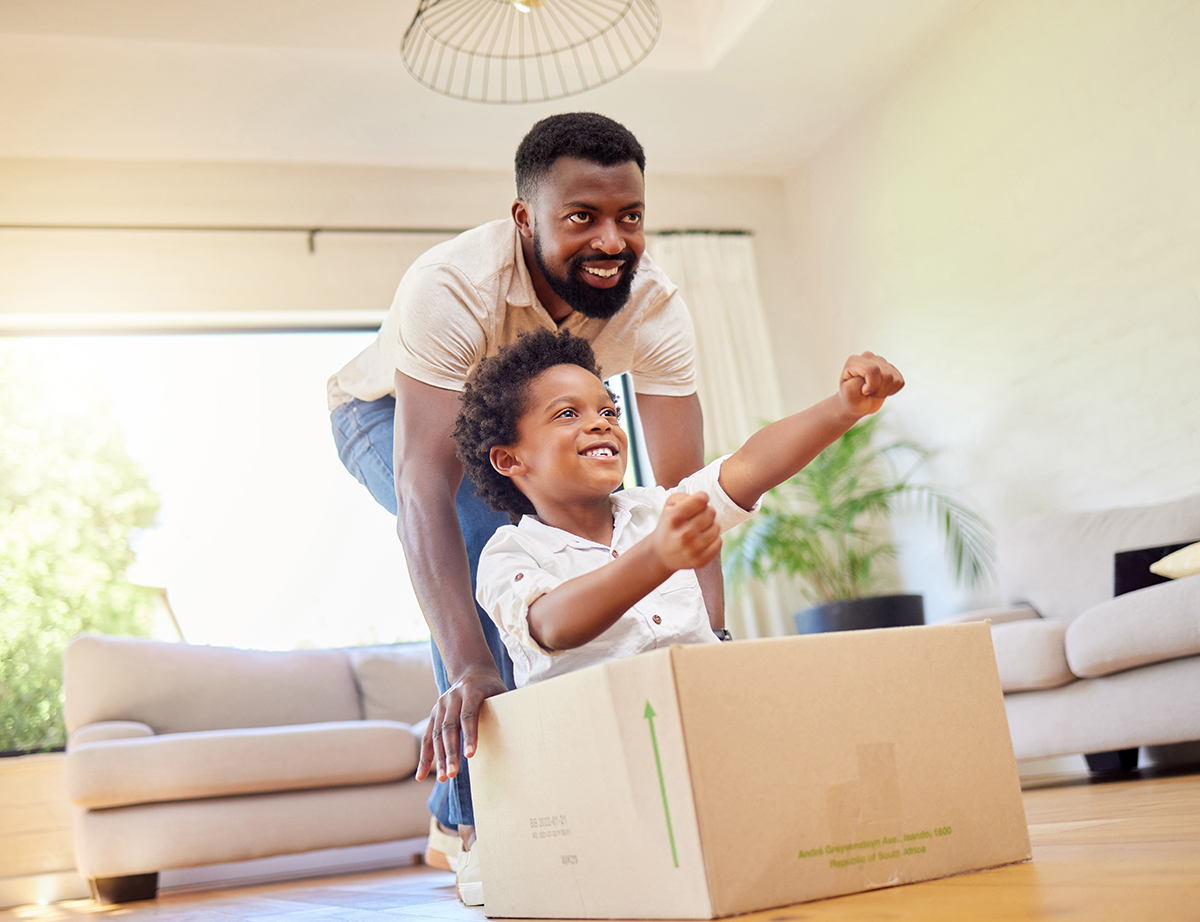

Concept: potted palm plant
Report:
left=722, top=414, right=994, bottom=633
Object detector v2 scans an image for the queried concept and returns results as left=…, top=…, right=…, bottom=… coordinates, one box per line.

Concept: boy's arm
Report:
left=718, top=352, right=905, bottom=512
left=525, top=493, right=720, bottom=651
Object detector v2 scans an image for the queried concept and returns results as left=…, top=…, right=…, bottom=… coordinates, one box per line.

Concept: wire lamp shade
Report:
left=401, top=0, right=661, bottom=104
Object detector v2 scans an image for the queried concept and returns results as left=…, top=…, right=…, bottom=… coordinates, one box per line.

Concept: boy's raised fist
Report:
left=839, top=352, right=905, bottom=418
left=654, top=492, right=722, bottom=572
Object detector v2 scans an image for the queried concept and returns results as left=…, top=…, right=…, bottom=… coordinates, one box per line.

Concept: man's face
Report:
left=525, top=157, right=646, bottom=319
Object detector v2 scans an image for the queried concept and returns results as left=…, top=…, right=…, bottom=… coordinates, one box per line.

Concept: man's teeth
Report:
left=584, top=447, right=614, bottom=458
left=584, top=265, right=619, bottom=278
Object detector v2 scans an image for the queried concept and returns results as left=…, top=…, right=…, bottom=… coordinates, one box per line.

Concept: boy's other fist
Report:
left=839, top=352, right=904, bottom=418
left=654, top=492, right=722, bottom=573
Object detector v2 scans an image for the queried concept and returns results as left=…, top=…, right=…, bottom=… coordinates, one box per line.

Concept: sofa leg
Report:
left=1084, top=748, right=1139, bottom=774
left=89, top=873, right=159, bottom=904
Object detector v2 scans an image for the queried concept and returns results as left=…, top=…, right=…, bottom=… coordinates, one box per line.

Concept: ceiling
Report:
left=0, top=0, right=981, bottom=174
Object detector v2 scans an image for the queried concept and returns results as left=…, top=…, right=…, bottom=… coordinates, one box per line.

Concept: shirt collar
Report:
left=516, top=494, right=634, bottom=552
left=505, top=224, right=537, bottom=309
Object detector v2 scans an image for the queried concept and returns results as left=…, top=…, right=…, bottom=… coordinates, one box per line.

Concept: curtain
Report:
left=645, top=233, right=796, bottom=639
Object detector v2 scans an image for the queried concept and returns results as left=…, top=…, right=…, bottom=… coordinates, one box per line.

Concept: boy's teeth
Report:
left=584, top=265, right=619, bottom=278
left=585, top=447, right=613, bottom=457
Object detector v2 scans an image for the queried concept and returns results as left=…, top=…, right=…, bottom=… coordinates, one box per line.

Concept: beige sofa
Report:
left=63, top=634, right=440, bottom=902
left=952, top=493, right=1200, bottom=770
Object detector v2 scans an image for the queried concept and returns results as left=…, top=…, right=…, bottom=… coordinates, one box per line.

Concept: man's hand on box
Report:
left=839, top=352, right=905, bottom=418
left=652, top=492, right=722, bottom=573
left=416, top=665, right=509, bottom=783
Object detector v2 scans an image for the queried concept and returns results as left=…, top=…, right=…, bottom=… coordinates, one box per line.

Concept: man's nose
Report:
left=590, top=220, right=626, bottom=256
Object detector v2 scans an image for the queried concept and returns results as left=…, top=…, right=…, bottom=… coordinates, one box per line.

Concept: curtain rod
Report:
left=0, top=223, right=468, bottom=253
left=649, top=229, right=752, bottom=236
left=0, top=223, right=752, bottom=253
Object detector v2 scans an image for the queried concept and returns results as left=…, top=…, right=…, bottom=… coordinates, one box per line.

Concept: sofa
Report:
left=950, top=492, right=1200, bottom=770
left=62, top=634, right=440, bottom=903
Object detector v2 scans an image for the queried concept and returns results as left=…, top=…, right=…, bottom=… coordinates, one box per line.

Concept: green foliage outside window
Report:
left=0, top=349, right=159, bottom=753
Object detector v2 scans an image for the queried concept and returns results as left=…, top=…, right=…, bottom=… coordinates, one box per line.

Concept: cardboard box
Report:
left=473, top=622, right=1030, bottom=919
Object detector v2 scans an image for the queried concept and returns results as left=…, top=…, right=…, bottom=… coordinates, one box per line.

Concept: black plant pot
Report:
left=793, top=594, right=925, bottom=635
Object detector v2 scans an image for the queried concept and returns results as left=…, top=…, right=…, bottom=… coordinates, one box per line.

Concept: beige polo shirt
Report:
left=326, top=219, right=697, bottom=409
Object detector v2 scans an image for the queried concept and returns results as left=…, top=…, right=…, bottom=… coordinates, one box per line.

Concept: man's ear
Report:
left=490, top=445, right=525, bottom=478
left=511, top=198, right=534, bottom=239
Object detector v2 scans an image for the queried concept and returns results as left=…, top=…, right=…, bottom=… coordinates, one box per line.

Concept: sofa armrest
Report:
left=68, top=720, right=154, bottom=750
left=990, top=619, right=1073, bottom=692
left=1066, top=575, right=1200, bottom=678
left=941, top=604, right=1040, bottom=626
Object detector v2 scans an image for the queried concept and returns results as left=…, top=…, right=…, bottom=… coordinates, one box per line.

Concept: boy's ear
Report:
left=490, top=445, right=524, bottom=479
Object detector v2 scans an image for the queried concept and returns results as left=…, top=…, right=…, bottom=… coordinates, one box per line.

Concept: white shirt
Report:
left=327, top=219, right=697, bottom=409
left=477, top=457, right=759, bottom=687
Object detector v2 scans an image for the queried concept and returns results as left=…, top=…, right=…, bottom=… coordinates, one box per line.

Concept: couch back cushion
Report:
left=64, top=634, right=362, bottom=734
left=998, top=492, right=1200, bottom=621
left=348, top=643, right=440, bottom=725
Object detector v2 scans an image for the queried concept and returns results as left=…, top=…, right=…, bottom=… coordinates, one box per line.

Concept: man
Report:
left=328, top=112, right=721, bottom=902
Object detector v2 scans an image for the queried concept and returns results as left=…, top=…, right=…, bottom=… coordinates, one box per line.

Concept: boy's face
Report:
left=491, top=363, right=629, bottom=512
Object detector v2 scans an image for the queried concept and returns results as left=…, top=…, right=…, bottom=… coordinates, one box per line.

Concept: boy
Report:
left=455, top=329, right=904, bottom=688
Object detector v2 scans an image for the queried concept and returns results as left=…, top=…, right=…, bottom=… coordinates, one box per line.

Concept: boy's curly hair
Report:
left=454, top=329, right=618, bottom=522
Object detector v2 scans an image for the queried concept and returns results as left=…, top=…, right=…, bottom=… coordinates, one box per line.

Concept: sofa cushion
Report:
left=64, top=634, right=363, bottom=734
left=997, top=493, right=1200, bottom=621
left=65, top=720, right=421, bottom=810
left=990, top=619, right=1073, bottom=692
left=72, top=780, right=436, bottom=880
left=1003, top=655, right=1200, bottom=761
left=348, top=643, right=441, bottom=725
left=1065, top=575, right=1200, bottom=678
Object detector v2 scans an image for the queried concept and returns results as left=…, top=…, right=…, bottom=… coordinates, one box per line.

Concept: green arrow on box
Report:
left=644, top=700, right=679, bottom=867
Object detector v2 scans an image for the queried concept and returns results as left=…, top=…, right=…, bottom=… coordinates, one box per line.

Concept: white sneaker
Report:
left=424, top=816, right=461, bottom=873
left=456, top=843, right=484, bottom=906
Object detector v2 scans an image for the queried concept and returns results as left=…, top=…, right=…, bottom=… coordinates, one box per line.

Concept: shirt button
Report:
left=652, top=615, right=662, bottom=625
left=611, top=550, right=619, bottom=558
left=514, top=573, right=524, bottom=582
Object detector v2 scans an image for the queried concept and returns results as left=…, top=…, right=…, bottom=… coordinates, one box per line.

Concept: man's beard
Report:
left=533, top=233, right=638, bottom=320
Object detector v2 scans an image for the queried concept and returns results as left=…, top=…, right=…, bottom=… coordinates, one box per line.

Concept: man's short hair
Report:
left=454, top=329, right=619, bottom=522
left=515, top=112, right=645, bottom=200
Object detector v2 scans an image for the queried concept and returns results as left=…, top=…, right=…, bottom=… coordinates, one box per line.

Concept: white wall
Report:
left=780, top=0, right=1200, bottom=620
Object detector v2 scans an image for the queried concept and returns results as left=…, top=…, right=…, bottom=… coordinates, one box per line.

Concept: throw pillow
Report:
left=1113, top=542, right=1195, bottom=596
left=1151, top=541, right=1200, bottom=580
left=348, top=643, right=440, bottom=725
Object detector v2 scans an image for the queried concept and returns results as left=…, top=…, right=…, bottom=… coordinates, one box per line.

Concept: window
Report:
left=11, top=332, right=427, bottom=651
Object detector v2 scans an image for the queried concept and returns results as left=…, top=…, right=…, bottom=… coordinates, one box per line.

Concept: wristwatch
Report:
left=713, top=628, right=733, bottom=642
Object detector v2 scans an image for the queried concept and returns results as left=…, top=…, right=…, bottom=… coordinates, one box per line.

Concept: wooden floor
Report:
left=6, top=766, right=1200, bottom=922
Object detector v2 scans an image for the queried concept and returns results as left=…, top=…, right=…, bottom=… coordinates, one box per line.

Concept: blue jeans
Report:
left=331, top=394, right=515, bottom=828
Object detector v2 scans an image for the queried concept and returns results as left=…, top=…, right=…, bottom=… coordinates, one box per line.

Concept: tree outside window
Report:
left=0, top=349, right=158, bottom=753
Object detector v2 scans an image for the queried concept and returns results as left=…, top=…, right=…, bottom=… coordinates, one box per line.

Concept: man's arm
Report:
left=635, top=392, right=726, bottom=629
left=393, top=370, right=508, bottom=784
